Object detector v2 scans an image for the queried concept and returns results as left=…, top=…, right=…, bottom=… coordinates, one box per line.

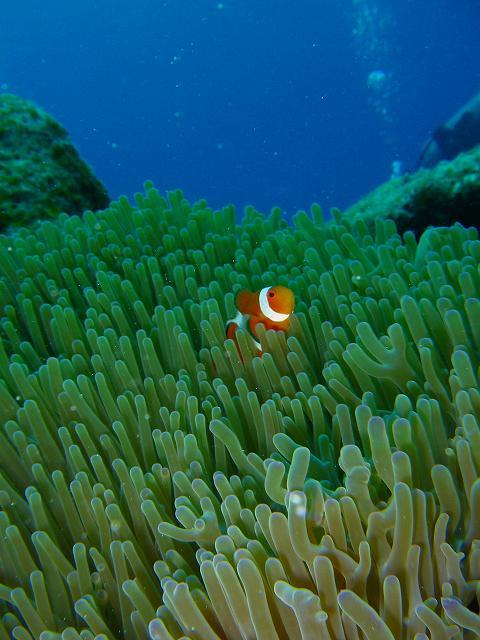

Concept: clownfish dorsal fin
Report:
left=235, top=290, right=259, bottom=315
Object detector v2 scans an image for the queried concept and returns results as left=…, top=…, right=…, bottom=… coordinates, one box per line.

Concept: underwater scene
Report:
left=1, top=1, right=480, bottom=639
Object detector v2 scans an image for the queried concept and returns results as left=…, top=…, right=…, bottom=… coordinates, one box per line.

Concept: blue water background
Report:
left=1, top=0, right=479, bottom=218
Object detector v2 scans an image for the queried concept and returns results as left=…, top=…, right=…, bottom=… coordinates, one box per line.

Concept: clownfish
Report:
left=226, top=285, right=295, bottom=355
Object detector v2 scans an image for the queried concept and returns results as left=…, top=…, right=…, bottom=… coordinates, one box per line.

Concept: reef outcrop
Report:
left=417, top=90, right=480, bottom=168
left=345, top=145, right=480, bottom=236
left=0, top=93, right=109, bottom=229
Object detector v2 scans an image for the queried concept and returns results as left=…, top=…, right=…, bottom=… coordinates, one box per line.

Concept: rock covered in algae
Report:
left=0, top=93, right=109, bottom=229
left=0, top=184, right=479, bottom=638
left=345, top=144, right=480, bottom=236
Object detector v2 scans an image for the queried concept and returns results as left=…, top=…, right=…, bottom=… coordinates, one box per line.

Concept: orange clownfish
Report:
left=226, top=285, right=295, bottom=355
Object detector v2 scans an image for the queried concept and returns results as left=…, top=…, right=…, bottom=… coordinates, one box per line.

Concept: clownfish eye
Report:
left=268, top=291, right=275, bottom=298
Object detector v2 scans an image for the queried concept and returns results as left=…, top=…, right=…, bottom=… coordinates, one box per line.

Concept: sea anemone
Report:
left=0, top=183, right=479, bottom=638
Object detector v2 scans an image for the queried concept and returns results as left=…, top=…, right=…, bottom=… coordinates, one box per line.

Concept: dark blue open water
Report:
left=1, top=0, right=479, bottom=217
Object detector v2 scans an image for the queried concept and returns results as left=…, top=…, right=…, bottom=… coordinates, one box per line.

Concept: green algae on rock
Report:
left=0, top=183, right=479, bottom=638
left=345, top=144, right=480, bottom=236
left=0, top=93, right=109, bottom=229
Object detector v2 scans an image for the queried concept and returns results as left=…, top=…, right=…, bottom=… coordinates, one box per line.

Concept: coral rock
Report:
left=0, top=93, right=109, bottom=229
left=345, top=145, right=480, bottom=236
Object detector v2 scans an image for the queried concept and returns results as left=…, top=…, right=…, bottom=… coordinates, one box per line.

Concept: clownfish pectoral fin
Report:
left=226, top=321, right=239, bottom=341
left=226, top=316, right=262, bottom=359
left=226, top=320, right=248, bottom=362
left=226, top=311, right=243, bottom=338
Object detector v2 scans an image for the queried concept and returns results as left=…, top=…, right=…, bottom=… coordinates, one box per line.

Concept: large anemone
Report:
left=0, top=183, right=479, bottom=639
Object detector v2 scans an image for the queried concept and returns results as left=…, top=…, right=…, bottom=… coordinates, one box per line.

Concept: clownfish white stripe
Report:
left=259, top=287, right=289, bottom=322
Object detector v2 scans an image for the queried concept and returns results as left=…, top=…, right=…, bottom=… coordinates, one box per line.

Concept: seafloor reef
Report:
left=0, top=183, right=479, bottom=639
left=0, top=94, right=109, bottom=230
left=346, top=145, right=480, bottom=236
